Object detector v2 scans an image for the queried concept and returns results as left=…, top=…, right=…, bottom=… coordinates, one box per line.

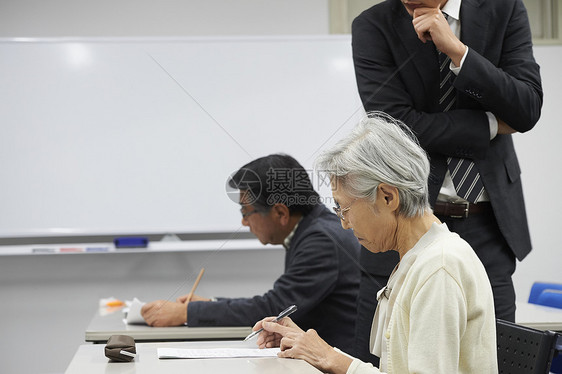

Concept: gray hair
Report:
left=315, top=112, right=431, bottom=217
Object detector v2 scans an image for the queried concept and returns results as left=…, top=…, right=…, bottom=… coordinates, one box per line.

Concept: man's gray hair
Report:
left=315, top=112, right=431, bottom=217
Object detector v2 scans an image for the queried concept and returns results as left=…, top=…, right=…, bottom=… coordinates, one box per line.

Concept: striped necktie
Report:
left=438, top=16, right=484, bottom=203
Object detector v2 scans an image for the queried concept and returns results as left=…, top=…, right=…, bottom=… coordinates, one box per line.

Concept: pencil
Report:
left=185, top=268, right=205, bottom=303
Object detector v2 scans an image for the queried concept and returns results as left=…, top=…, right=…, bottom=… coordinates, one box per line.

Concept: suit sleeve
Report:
left=454, top=0, right=542, bottom=133
left=351, top=0, right=542, bottom=160
left=186, top=229, right=339, bottom=326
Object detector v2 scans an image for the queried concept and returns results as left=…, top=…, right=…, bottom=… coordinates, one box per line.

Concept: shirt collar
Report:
left=283, top=217, right=302, bottom=250
left=442, top=0, right=461, bottom=21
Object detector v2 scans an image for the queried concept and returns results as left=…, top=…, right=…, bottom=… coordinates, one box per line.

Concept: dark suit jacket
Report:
left=187, top=204, right=361, bottom=352
left=352, top=0, right=542, bottom=261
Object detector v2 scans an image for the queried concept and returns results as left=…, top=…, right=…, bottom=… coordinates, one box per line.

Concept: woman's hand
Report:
left=254, top=316, right=303, bottom=348
left=255, top=316, right=352, bottom=374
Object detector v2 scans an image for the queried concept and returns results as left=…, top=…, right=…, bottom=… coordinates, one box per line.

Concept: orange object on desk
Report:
left=106, top=300, right=125, bottom=307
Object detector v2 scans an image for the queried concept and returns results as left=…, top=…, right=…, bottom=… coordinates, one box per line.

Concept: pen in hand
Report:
left=244, top=304, right=298, bottom=341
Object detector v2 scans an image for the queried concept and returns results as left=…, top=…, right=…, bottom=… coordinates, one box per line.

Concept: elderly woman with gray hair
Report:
left=253, top=113, right=498, bottom=373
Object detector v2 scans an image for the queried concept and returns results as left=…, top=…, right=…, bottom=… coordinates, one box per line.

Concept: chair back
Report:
left=537, top=290, right=562, bottom=309
left=497, top=319, right=559, bottom=374
left=529, top=282, right=562, bottom=304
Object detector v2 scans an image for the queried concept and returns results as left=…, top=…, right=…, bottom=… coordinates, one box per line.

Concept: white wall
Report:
left=0, top=0, right=330, bottom=37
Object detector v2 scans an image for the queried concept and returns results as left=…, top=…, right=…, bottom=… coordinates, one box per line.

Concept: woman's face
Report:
left=331, top=180, right=399, bottom=253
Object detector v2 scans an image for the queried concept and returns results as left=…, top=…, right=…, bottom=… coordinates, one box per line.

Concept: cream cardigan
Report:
left=345, top=223, right=497, bottom=374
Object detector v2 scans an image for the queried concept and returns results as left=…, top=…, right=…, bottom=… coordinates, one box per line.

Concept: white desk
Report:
left=65, top=340, right=322, bottom=374
left=516, top=302, right=562, bottom=331
left=85, top=307, right=251, bottom=342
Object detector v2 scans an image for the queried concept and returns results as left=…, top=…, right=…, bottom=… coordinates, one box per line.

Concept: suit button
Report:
left=385, top=330, right=391, bottom=339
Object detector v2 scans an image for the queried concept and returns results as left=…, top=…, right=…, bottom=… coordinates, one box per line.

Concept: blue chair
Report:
left=553, top=356, right=562, bottom=373
left=537, top=290, right=562, bottom=310
left=529, top=282, right=562, bottom=305
left=553, top=333, right=562, bottom=374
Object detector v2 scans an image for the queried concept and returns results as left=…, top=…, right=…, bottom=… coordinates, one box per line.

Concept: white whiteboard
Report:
left=0, top=36, right=364, bottom=237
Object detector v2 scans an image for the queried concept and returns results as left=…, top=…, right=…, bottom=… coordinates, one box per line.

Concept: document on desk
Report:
left=124, top=297, right=147, bottom=325
left=157, top=347, right=281, bottom=359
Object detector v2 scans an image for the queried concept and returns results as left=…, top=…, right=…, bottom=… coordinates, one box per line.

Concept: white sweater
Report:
left=346, top=223, right=497, bottom=374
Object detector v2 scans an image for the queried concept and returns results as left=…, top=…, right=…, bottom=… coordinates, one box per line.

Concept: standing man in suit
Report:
left=141, top=154, right=361, bottom=352
left=351, top=0, right=542, bottom=364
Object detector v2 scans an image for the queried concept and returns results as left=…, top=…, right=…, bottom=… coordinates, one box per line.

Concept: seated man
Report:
left=141, top=154, right=361, bottom=352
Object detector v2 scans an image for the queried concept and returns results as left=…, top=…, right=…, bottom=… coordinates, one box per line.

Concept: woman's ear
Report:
left=378, top=183, right=400, bottom=211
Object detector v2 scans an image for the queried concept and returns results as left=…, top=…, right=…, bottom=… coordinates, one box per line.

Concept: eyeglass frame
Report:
left=333, top=198, right=359, bottom=221
left=240, top=207, right=261, bottom=219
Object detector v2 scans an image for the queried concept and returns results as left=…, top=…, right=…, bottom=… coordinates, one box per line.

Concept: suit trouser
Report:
left=437, top=208, right=517, bottom=322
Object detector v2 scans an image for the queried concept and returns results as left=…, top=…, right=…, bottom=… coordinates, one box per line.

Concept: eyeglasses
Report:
left=333, top=198, right=358, bottom=221
left=241, top=208, right=260, bottom=219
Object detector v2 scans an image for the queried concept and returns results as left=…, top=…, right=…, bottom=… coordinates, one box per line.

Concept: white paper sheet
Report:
left=125, top=297, right=147, bottom=325
left=157, top=347, right=281, bottom=359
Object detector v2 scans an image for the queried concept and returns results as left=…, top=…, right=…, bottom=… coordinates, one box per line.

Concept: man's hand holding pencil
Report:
left=176, top=268, right=209, bottom=303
